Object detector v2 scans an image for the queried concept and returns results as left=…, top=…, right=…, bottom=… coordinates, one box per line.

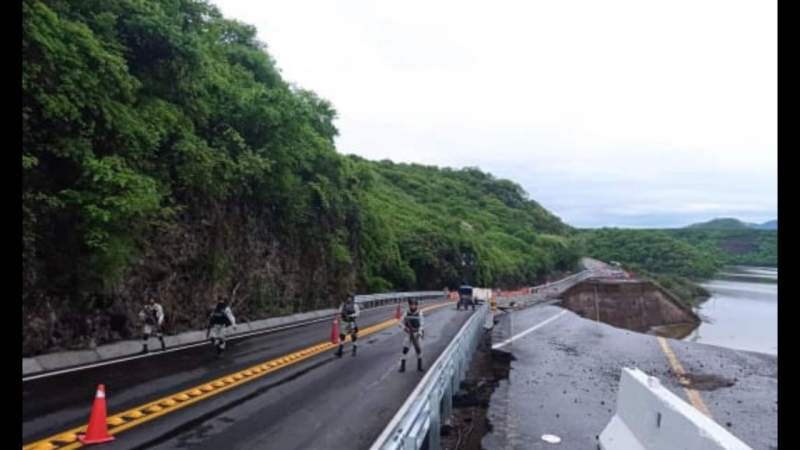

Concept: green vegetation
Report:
left=351, top=159, right=580, bottom=291
left=578, top=229, right=721, bottom=278
left=686, top=217, right=777, bottom=231
left=22, top=0, right=774, bottom=354
left=667, top=229, right=777, bottom=267
left=687, top=218, right=753, bottom=229
left=22, top=0, right=578, bottom=354
left=577, top=227, right=777, bottom=307
left=576, top=228, right=718, bottom=307
left=23, top=0, right=361, bottom=303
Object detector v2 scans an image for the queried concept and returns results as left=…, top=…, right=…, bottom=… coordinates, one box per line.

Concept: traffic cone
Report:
left=395, top=304, right=403, bottom=320
left=330, top=318, right=340, bottom=344
left=78, top=384, right=115, bottom=444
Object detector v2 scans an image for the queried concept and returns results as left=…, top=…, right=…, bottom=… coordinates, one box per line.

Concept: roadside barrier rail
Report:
left=355, top=291, right=446, bottom=309
left=531, top=269, right=593, bottom=294
left=24, top=291, right=449, bottom=379
left=370, top=304, right=490, bottom=450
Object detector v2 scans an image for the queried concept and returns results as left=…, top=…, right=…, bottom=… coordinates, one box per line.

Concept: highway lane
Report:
left=483, top=303, right=777, bottom=450
left=22, top=300, right=466, bottom=448
left=142, top=305, right=473, bottom=450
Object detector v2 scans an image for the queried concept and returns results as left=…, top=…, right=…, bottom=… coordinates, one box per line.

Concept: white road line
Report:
left=492, top=310, right=568, bottom=349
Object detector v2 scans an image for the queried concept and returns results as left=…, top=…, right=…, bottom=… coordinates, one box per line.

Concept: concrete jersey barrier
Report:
left=599, top=367, right=752, bottom=450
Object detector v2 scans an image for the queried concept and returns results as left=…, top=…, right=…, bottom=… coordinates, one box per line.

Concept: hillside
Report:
left=576, top=228, right=721, bottom=307
left=752, top=220, right=778, bottom=230
left=687, top=217, right=777, bottom=231
left=352, top=158, right=579, bottom=291
left=667, top=228, right=777, bottom=267
left=577, top=229, right=721, bottom=279
left=687, top=218, right=750, bottom=229
left=22, top=0, right=578, bottom=355
left=577, top=225, right=777, bottom=307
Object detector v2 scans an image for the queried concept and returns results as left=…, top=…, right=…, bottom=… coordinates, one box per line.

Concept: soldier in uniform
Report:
left=336, top=293, right=360, bottom=357
left=207, top=299, right=236, bottom=355
left=138, top=298, right=166, bottom=353
left=399, top=298, right=424, bottom=372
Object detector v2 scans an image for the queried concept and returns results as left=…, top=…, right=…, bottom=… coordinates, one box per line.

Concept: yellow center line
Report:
left=23, top=301, right=454, bottom=450
left=656, top=336, right=712, bottom=417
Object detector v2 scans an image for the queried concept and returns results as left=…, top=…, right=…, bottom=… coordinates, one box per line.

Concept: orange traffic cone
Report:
left=395, top=305, right=403, bottom=320
left=78, top=384, right=115, bottom=444
left=330, top=318, right=340, bottom=344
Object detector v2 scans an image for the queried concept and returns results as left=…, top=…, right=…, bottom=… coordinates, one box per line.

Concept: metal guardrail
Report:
left=369, top=271, right=592, bottom=450
left=370, top=304, right=489, bottom=450
left=531, top=269, right=593, bottom=294
left=355, top=291, right=446, bottom=309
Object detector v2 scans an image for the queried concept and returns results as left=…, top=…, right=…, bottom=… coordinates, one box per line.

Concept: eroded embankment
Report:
left=559, top=280, right=700, bottom=338
left=440, top=328, right=513, bottom=450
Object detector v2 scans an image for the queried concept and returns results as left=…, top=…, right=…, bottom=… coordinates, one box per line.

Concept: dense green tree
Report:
left=23, top=0, right=582, bottom=355
left=576, top=227, right=777, bottom=308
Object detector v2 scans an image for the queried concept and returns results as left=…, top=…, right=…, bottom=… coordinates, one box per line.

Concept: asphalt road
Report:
left=483, top=303, right=777, bottom=450
left=23, top=300, right=472, bottom=449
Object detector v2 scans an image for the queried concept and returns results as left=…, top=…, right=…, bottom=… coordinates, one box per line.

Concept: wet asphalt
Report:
left=482, top=303, right=777, bottom=450
left=23, top=301, right=471, bottom=449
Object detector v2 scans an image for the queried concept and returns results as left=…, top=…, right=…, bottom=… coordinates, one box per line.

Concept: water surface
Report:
left=684, top=266, right=777, bottom=355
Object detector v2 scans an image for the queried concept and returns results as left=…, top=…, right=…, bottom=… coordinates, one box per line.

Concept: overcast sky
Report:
left=212, top=0, right=776, bottom=228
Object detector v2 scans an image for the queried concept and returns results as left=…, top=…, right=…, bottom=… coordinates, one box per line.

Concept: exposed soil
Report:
left=440, top=329, right=512, bottom=450
left=559, top=280, right=701, bottom=338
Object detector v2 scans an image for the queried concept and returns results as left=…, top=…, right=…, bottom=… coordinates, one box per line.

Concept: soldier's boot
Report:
left=417, top=358, right=424, bottom=372
left=399, top=359, right=406, bottom=373
left=141, top=343, right=149, bottom=354
left=159, top=336, right=166, bottom=351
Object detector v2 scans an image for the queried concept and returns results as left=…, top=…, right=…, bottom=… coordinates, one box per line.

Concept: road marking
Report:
left=23, top=302, right=454, bottom=450
left=656, top=336, right=712, bottom=418
left=492, top=310, right=568, bottom=349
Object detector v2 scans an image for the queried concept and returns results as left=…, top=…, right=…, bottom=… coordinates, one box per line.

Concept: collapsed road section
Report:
left=559, top=278, right=701, bottom=338
left=481, top=303, right=776, bottom=450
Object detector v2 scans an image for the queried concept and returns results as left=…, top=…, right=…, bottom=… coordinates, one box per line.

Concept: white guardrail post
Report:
left=370, top=304, right=489, bottom=450
left=599, top=368, right=752, bottom=450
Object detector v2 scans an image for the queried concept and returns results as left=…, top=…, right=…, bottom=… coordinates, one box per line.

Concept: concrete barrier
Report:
left=599, top=367, right=752, bottom=450
left=23, top=358, right=43, bottom=375
left=23, top=302, right=397, bottom=376
left=95, top=340, right=145, bottom=359
left=175, top=330, right=209, bottom=345
left=35, top=349, right=101, bottom=371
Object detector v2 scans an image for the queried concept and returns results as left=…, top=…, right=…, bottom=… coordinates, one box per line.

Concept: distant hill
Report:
left=687, top=218, right=777, bottom=230
left=751, top=220, right=777, bottom=230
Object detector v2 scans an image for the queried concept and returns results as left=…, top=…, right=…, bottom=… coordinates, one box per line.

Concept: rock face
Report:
left=559, top=280, right=700, bottom=334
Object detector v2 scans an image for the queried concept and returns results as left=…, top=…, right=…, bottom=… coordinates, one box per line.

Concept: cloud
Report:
left=212, top=0, right=777, bottom=228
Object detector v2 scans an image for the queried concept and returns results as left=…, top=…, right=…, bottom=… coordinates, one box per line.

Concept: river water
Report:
left=684, top=266, right=777, bottom=355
